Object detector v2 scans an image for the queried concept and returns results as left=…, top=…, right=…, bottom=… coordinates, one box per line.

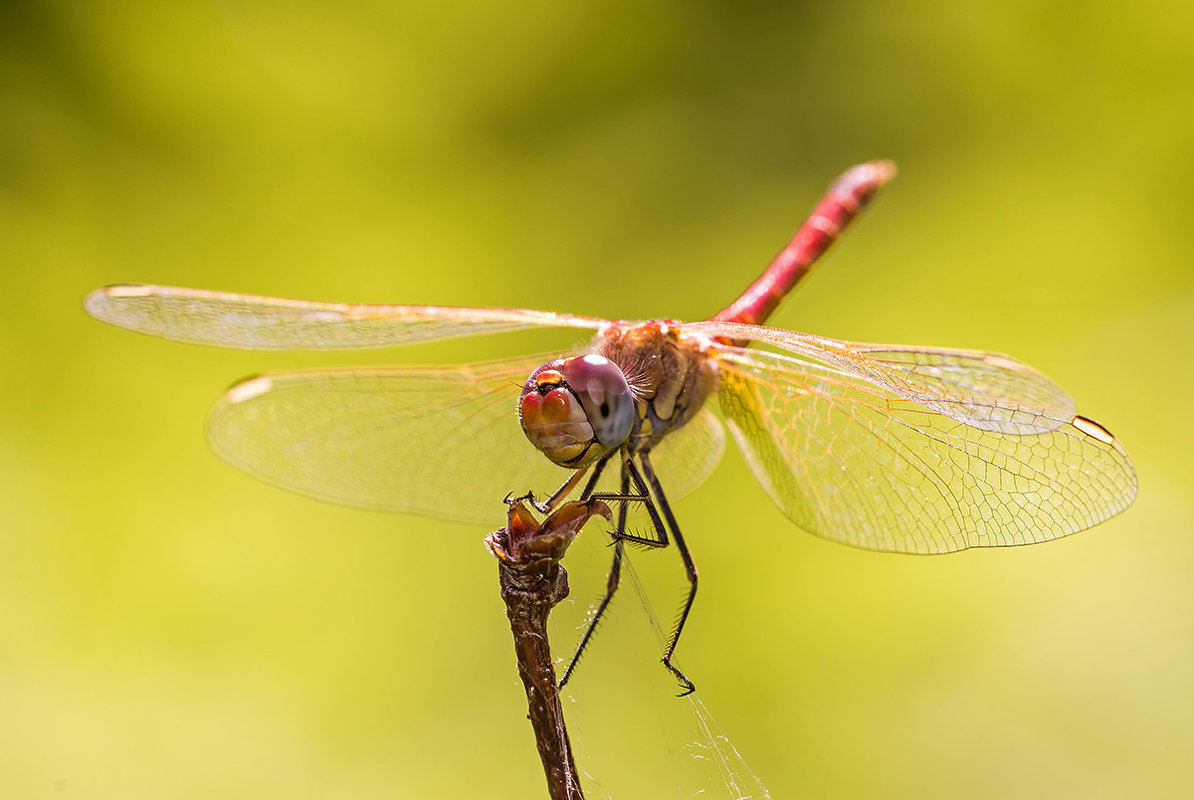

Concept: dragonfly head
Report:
left=518, top=354, right=634, bottom=468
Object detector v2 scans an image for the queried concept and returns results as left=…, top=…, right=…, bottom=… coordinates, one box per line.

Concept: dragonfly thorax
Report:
left=594, top=320, right=719, bottom=455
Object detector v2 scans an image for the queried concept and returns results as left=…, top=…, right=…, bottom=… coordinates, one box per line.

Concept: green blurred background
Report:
left=3, top=1, right=1192, bottom=797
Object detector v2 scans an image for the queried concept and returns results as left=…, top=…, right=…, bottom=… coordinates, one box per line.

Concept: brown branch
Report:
left=486, top=497, right=611, bottom=800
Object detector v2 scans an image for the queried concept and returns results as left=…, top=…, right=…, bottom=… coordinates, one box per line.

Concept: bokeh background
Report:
left=3, top=1, right=1192, bottom=798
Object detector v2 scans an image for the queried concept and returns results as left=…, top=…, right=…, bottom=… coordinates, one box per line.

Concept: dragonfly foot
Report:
left=663, top=659, right=696, bottom=697
left=528, top=493, right=555, bottom=515
left=506, top=490, right=552, bottom=515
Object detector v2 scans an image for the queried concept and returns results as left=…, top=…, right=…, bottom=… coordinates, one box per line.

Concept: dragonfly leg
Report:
left=526, top=450, right=620, bottom=516
left=591, top=456, right=669, bottom=548
left=558, top=453, right=685, bottom=692
left=638, top=452, right=698, bottom=697
left=529, top=464, right=593, bottom=514
left=579, top=451, right=668, bottom=546
left=560, top=454, right=673, bottom=690
left=558, top=462, right=631, bottom=691
left=577, top=450, right=616, bottom=501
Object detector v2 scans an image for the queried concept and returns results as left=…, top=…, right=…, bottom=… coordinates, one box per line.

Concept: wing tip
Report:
left=101, top=282, right=155, bottom=297
left=1070, top=414, right=1117, bottom=446
left=83, top=283, right=155, bottom=320
left=224, top=375, right=274, bottom=405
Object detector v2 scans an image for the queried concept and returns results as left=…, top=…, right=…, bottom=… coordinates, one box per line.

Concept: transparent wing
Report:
left=580, top=407, right=726, bottom=539
left=647, top=407, right=726, bottom=499
left=207, top=353, right=580, bottom=523
left=208, top=351, right=726, bottom=524
left=85, top=284, right=607, bottom=350
left=589, top=407, right=726, bottom=499
left=684, top=321, right=1137, bottom=553
left=688, top=321, right=1077, bottom=434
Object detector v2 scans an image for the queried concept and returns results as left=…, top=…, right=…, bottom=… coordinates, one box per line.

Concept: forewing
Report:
left=701, top=328, right=1136, bottom=553
left=85, top=284, right=606, bottom=349
left=206, top=353, right=577, bottom=523
left=689, top=321, right=1076, bottom=434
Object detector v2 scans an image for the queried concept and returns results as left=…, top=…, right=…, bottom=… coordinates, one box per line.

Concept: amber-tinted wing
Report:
left=207, top=353, right=575, bottom=522
left=206, top=353, right=726, bottom=523
left=684, top=321, right=1137, bottom=553
left=85, top=284, right=606, bottom=349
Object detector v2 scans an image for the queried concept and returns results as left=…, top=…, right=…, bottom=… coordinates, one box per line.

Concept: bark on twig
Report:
left=486, top=497, right=610, bottom=800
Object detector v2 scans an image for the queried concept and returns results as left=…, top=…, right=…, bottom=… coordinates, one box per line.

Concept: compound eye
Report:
left=559, top=354, right=634, bottom=447
left=518, top=359, right=594, bottom=466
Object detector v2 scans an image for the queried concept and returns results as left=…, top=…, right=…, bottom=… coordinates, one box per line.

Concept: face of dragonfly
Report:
left=518, top=354, right=635, bottom=468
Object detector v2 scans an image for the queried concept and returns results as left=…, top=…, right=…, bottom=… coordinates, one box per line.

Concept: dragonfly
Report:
left=85, top=161, right=1137, bottom=695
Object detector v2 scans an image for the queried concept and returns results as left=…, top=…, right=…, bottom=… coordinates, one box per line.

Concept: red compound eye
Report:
left=517, top=355, right=632, bottom=467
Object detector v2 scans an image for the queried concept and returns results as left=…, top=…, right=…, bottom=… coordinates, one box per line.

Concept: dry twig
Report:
left=486, top=496, right=611, bottom=800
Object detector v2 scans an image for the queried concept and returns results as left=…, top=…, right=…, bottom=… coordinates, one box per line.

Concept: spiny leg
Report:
left=638, top=452, right=699, bottom=697
left=577, top=454, right=698, bottom=695
left=528, top=452, right=610, bottom=515
left=577, top=449, right=616, bottom=501
left=603, top=457, right=669, bottom=548
left=558, top=462, right=630, bottom=691
left=559, top=455, right=673, bottom=690
left=583, top=453, right=670, bottom=549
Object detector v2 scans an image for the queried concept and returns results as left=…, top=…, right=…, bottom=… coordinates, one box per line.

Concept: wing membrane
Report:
left=690, top=321, right=1077, bottom=434
left=85, top=284, right=606, bottom=349
left=688, top=323, right=1136, bottom=553
left=207, top=353, right=576, bottom=523
left=636, top=407, right=726, bottom=499
left=207, top=353, right=726, bottom=524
